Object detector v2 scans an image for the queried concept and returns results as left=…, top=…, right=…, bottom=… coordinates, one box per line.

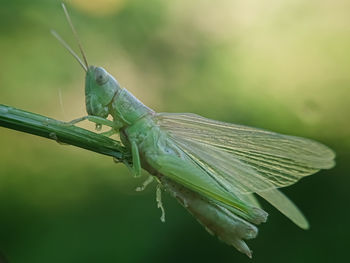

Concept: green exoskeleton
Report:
left=53, top=4, right=335, bottom=258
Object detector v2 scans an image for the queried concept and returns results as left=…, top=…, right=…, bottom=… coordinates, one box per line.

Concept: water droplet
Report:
left=49, top=132, right=58, bottom=140
left=43, top=118, right=50, bottom=126
left=49, top=132, right=68, bottom=145
left=113, top=157, right=120, bottom=163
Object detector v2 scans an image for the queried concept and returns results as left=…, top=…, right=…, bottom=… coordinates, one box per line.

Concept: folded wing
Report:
left=156, top=113, right=335, bottom=228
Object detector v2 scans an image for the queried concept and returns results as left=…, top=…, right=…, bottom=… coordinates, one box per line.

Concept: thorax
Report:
left=110, top=88, right=154, bottom=126
left=120, top=114, right=164, bottom=153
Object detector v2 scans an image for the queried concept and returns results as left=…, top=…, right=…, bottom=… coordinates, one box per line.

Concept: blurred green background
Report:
left=0, top=0, right=349, bottom=262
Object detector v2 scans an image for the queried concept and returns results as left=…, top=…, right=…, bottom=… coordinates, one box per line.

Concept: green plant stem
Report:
left=0, top=104, right=131, bottom=162
left=0, top=104, right=258, bottom=257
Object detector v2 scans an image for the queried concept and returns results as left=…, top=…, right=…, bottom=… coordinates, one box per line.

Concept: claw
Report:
left=95, top=123, right=102, bottom=131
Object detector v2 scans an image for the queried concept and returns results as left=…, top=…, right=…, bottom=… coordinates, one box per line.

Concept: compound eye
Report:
left=95, top=67, right=109, bottom=85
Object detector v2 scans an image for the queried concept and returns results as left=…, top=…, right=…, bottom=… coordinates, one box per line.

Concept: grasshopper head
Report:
left=52, top=4, right=122, bottom=119
left=85, top=66, right=121, bottom=118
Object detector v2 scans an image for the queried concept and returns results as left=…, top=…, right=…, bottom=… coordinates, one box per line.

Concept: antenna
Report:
left=51, top=30, right=87, bottom=71
left=61, top=3, right=89, bottom=69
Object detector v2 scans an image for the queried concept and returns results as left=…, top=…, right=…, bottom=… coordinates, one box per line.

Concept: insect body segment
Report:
left=111, top=89, right=154, bottom=125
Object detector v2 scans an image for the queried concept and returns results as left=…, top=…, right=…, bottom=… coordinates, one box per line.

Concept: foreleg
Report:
left=63, top=115, right=122, bottom=130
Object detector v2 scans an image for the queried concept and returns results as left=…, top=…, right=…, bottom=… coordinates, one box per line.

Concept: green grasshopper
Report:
left=52, top=3, right=335, bottom=258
